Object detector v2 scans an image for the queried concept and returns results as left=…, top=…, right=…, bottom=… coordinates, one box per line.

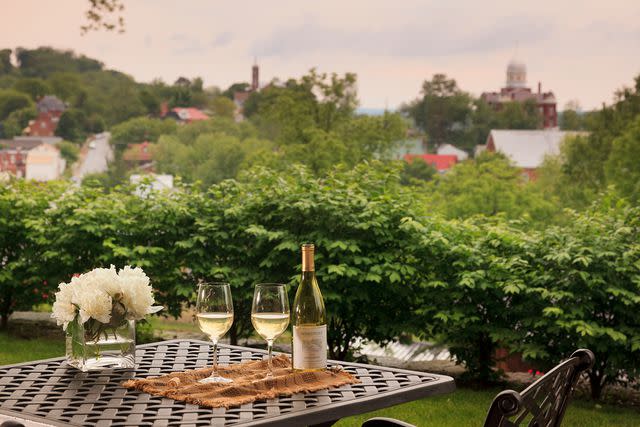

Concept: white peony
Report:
left=51, top=282, right=77, bottom=330
left=51, top=265, right=162, bottom=330
left=117, top=266, right=162, bottom=320
left=75, top=285, right=112, bottom=324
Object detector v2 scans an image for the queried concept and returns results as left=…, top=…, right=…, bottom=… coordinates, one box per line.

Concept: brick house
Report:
left=0, top=139, right=43, bottom=178
left=27, top=96, right=66, bottom=137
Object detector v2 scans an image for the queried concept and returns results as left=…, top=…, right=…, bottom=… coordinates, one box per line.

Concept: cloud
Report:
left=211, top=32, right=233, bottom=48
left=168, top=33, right=205, bottom=55
left=251, top=15, right=554, bottom=59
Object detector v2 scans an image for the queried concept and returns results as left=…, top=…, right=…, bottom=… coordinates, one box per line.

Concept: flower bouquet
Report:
left=52, top=266, right=162, bottom=371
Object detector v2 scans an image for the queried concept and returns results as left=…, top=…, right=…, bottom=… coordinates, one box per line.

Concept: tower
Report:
left=251, top=61, right=259, bottom=91
left=506, top=60, right=527, bottom=88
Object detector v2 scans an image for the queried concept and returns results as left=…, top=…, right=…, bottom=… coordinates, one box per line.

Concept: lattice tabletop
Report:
left=0, top=339, right=455, bottom=426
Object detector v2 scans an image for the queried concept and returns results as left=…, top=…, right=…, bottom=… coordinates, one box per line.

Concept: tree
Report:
left=0, top=89, right=33, bottom=121
left=139, top=89, right=160, bottom=115
left=15, top=47, right=103, bottom=78
left=58, top=140, right=81, bottom=164
left=55, top=109, right=87, bottom=142
left=560, top=101, right=585, bottom=131
left=401, top=157, right=436, bottom=185
left=13, top=78, right=52, bottom=101
left=0, top=49, right=13, bottom=75
left=403, top=74, right=472, bottom=149
left=222, top=82, right=250, bottom=100
left=1, top=106, right=37, bottom=138
left=495, top=99, right=542, bottom=129
left=519, top=199, right=640, bottom=399
left=210, top=96, right=236, bottom=119
left=110, top=116, right=177, bottom=147
left=426, top=152, right=560, bottom=224
left=605, top=116, right=640, bottom=202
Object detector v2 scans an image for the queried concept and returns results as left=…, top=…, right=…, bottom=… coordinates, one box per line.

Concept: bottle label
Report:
left=293, top=325, right=327, bottom=369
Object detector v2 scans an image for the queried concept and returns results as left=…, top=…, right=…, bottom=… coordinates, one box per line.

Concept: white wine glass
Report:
left=196, top=282, right=234, bottom=384
left=251, top=283, right=290, bottom=377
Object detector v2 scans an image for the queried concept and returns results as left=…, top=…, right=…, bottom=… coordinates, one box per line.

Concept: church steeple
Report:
left=251, top=59, right=259, bottom=91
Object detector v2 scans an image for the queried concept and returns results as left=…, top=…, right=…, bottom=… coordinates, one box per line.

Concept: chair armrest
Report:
left=362, top=417, right=417, bottom=427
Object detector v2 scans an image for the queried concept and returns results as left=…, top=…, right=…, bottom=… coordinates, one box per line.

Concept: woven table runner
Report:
left=122, top=354, right=360, bottom=408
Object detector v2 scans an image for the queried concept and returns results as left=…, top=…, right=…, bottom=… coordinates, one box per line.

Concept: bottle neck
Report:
left=302, top=250, right=314, bottom=272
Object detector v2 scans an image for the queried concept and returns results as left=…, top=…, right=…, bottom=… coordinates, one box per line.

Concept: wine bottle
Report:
left=292, top=243, right=327, bottom=371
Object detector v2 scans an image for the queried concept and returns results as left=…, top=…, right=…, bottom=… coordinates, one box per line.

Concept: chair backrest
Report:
left=483, top=349, right=594, bottom=427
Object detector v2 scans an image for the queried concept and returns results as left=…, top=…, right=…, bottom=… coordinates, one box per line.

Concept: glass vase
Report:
left=66, top=318, right=136, bottom=371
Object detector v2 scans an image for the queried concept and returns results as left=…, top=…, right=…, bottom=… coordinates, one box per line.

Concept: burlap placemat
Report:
left=122, top=354, right=360, bottom=408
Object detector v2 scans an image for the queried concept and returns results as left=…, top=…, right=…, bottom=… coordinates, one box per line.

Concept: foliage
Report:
left=0, top=180, right=67, bottom=328
left=400, top=157, right=437, bottom=185
left=605, top=116, right=640, bottom=202
left=110, top=117, right=177, bottom=147
left=1, top=106, right=36, bottom=138
left=55, top=109, right=88, bottom=142
left=82, top=0, right=125, bottom=34
left=0, top=49, right=13, bottom=75
left=210, top=96, right=236, bottom=119
left=425, top=152, right=561, bottom=225
left=13, top=78, right=52, bottom=100
left=15, top=47, right=103, bottom=78
left=517, top=198, right=640, bottom=399
left=0, top=89, right=33, bottom=121
left=402, top=74, right=473, bottom=149
left=58, top=141, right=80, bottom=164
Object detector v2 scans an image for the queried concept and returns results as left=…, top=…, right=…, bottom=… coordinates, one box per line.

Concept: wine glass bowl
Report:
left=196, top=282, right=234, bottom=384
left=251, top=283, right=290, bottom=377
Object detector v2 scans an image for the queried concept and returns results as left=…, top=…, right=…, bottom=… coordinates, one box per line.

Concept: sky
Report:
left=1, top=0, right=639, bottom=110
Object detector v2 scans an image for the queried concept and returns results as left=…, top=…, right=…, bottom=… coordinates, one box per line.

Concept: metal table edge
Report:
left=0, top=338, right=457, bottom=426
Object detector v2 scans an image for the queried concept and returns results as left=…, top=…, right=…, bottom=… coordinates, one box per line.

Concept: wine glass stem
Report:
left=212, top=339, right=219, bottom=378
left=267, top=339, right=274, bottom=377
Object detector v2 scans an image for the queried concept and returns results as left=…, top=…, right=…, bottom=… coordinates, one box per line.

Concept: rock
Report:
left=7, top=311, right=64, bottom=339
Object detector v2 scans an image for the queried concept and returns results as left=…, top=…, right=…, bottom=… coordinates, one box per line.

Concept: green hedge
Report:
left=1, top=164, right=638, bottom=399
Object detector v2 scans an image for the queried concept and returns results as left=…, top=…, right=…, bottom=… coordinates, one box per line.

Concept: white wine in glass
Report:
left=251, top=284, right=290, bottom=377
left=196, top=282, right=234, bottom=384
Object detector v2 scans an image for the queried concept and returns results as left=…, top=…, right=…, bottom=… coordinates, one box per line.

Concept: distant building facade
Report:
left=123, top=141, right=154, bottom=169
left=164, top=107, right=209, bottom=124
left=27, top=95, right=66, bottom=137
left=481, top=61, right=557, bottom=129
left=233, top=62, right=261, bottom=121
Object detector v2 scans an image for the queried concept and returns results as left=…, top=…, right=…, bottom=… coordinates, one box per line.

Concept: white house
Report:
left=25, top=144, right=65, bottom=181
left=485, top=129, right=588, bottom=174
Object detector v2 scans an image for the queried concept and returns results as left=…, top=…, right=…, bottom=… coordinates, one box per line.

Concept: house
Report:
left=481, top=60, right=557, bottom=129
left=123, top=141, right=154, bottom=168
left=27, top=95, right=66, bottom=137
left=485, top=129, right=587, bottom=179
left=393, top=138, right=428, bottom=159
left=437, top=144, right=468, bottom=161
left=404, top=154, right=458, bottom=173
left=25, top=143, right=65, bottom=181
left=165, top=107, right=209, bottom=124
left=0, top=139, right=45, bottom=178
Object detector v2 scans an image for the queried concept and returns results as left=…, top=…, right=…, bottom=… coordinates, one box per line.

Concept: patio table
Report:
left=0, top=339, right=455, bottom=426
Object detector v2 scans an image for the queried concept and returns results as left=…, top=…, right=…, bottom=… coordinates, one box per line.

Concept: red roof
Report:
left=171, top=107, right=209, bottom=122
left=404, top=154, right=458, bottom=172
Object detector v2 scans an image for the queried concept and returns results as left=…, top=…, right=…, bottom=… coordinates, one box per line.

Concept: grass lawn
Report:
left=335, top=387, right=640, bottom=427
left=0, top=331, right=64, bottom=365
left=1, top=332, right=638, bottom=426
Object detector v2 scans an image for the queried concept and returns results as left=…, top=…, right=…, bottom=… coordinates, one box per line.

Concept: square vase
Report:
left=66, top=318, right=136, bottom=371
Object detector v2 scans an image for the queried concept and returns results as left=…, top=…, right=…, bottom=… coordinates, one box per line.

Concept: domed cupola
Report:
left=506, top=60, right=527, bottom=88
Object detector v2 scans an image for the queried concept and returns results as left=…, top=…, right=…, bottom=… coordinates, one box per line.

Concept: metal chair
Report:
left=362, top=349, right=594, bottom=427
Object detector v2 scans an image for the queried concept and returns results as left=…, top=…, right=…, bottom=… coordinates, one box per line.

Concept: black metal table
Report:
left=0, top=339, right=455, bottom=426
